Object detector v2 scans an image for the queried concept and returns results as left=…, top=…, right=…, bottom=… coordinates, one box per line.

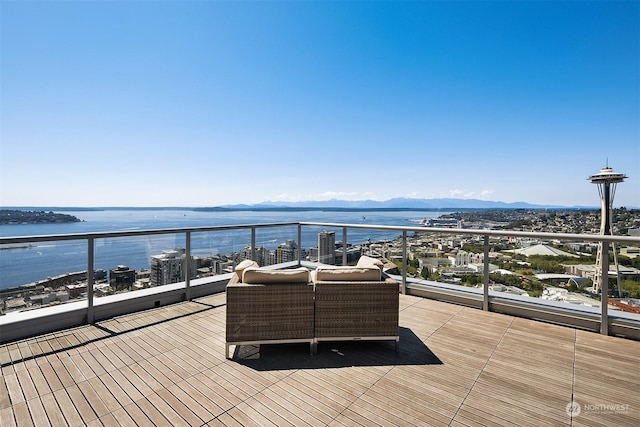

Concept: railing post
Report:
left=402, top=230, right=407, bottom=295
left=297, top=224, right=302, bottom=266
left=87, top=237, right=95, bottom=324
left=342, top=227, right=348, bottom=266
left=251, top=226, right=256, bottom=262
left=600, top=241, right=609, bottom=335
left=482, top=235, right=490, bottom=311
left=185, top=231, right=191, bottom=301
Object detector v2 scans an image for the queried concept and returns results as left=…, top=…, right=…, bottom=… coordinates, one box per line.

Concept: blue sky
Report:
left=1, top=1, right=638, bottom=208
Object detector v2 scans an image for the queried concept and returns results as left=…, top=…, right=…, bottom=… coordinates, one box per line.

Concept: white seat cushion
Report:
left=234, top=260, right=259, bottom=282
left=314, top=266, right=381, bottom=282
left=242, top=267, right=310, bottom=284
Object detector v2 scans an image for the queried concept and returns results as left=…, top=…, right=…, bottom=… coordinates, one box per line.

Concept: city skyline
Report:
left=1, top=1, right=638, bottom=208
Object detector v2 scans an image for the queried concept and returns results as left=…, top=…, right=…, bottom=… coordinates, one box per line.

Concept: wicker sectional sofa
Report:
left=311, top=256, right=400, bottom=352
left=225, top=262, right=315, bottom=358
left=225, top=257, right=399, bottom=358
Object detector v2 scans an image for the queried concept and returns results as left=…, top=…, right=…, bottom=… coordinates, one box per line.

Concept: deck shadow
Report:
left=0, top=300, right=218, bottom=368
left=232, top=326, right=442, bottom=371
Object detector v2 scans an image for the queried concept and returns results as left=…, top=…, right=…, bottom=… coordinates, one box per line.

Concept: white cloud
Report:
left=480, top=190, right=495, bottom=198
left=405, top=192, right=421, bottom=198
left=449, top=189, right=476, bottom=198
left=271, top=191, right=381, bottom=202
left=447, top=189, right=496, bottom=199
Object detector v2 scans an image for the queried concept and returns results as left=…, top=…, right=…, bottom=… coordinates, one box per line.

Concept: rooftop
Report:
left=1, top=292, right=638, bottom=426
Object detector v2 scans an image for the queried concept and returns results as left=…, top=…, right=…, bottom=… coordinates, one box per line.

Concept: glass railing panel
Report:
left=300, top=225, right=341, bottom=265
left=395, top=228, right=640, bottom=322
left=299, top=224, right=405, bottom=266
left=253, top=225, right=299, bottom=266
left=2, top=222, right=639, bottom=339
left=190, top=228, right=251, bottom=274
left=489, top=238, right=640, bottom=319
left=94, top=232, right=188, bottom=296
left=1, top=238, right=89, bottom=312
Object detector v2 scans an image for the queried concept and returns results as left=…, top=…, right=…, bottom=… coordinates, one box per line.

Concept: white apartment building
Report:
left=318, top=230, right=335, bottom=265
left=150, top=249, right=197, bottom=286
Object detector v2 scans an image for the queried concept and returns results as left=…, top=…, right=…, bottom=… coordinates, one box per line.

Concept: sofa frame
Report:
left=225, top=258, right=400, bottom=358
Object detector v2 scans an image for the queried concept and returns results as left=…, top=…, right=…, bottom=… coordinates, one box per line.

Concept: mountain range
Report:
left=216, top=197, right=595, bottom=210
left=6, top=198, right=608, bottom=212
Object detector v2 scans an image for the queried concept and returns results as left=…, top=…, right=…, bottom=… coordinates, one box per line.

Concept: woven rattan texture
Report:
left=226, top=283, right=315, bottom=342
left=314, top=279, right=399, bottom=338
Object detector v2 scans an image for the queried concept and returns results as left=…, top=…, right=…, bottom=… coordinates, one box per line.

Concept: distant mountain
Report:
left=6, top=198, right=606, bottom=212
left=215, top=198, right=578, bottom=210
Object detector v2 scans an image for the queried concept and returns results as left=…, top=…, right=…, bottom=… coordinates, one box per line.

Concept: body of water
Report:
left=0, top=209, right=452, bottom=289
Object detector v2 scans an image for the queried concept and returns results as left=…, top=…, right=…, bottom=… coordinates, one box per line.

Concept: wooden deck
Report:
left=1, top=293, right=638, bottom=426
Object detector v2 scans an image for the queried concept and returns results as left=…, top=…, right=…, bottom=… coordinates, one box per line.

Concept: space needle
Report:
left=588, top=164, right=627, bottom=334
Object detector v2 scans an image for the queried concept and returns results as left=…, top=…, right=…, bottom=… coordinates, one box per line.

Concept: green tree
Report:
left=490, top=273, right=523, bottom=287
left=622, top=279, right=640, bottom=298
left=461, top=245, right=483, bottom=254
left=461, top=274, right=483, bottom=286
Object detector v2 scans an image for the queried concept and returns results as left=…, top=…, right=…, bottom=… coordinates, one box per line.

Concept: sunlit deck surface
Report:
left=1, top=293, right=639, bottom=426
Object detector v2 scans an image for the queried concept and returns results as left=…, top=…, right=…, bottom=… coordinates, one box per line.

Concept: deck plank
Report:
left=40, top=392, right=67, bottom=427
left=190, top=371, right=243, bottom=409
left=107, top=369, right=145, bottom=402
left=52, top=389, right=83, bottom=427
left=86, top=377, right=121, bottom=414
left=76, top=381, right=109, bottom=419
left=133, top=395, right=172, bottom=426
left=25, top=398, right=50, bottom=427
left=259, top=386, right=323, bottom=427
left=72, top=351, right=101, bottom=381
left=166, top=382, right=216, bottom=423
left=114, top=365, right=155, bottom=398
left=244, top=394, right=298, bottom=427
left=154, top=388, right=204, bottom=426
left=178, top=377, right=227, bottom=415
left=65, top=384, right=98, bottom=423
left=28, top=366, right=53, bottom=398
left=0, top=346, right=11, bottom=367
left=0, top=373, right=12, bottom=411
left=12, top=400, right=34, bottom=427
left=1, top=293, right=639, bottom=426
left=46, top=357, right=74, bottom=390
left=1, top=406, right=17, bottom=427
left=285, top=370, right=353, bottom=409
left=211, top=412, right=242, bottom=427
left=38, top=363, right=62, bottom=394
left=135, top=358, right=176, bottom=390
left=4, top=372, right=25, bottom=405
left=119, top=402, right=155, bottom=426
left=269, top=381, right=339, bottom=425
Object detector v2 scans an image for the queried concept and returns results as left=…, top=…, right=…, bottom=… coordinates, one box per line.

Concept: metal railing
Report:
left=1, top=222, right=639, bottom=341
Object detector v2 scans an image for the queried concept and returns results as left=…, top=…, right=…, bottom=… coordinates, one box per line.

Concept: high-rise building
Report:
left=238, top=245, right=271, bottom=266
left=150, top=249, right=197, bottom=286
left=276, top=239, right=298, bottom=263
left=318, top=231, right=336, bottom=265
left=109, top=265, right=136, bottom=291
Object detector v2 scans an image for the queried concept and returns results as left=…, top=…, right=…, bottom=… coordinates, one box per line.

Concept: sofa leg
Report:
left=395, top=338, right=399, bottom=353
left=226, top=343, right=230, bottom=359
